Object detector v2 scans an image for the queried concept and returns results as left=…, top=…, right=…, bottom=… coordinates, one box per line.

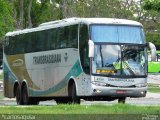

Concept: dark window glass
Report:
left=56, top=25, right=78, bottom=49
left=69, top=25, right=78, bottom=48
left=46, top=29, right=52, bottom=50
left=6, top=37, right=11, bottom=55
left=63, top=26, right=69, bottom=48
left=79, top=24, right=90, bottom=74
left=57, top=27, right=62, bottom=49
left=30, top=32, right=36, bottom=52
left=9, top=36, right=16, bottom=55
left=5, top=24, right=79, bottom=55
left=57, top=27, right=69, bottom=49
left=16, top=34, right=24, bottom=54
left=50, top=28, right=57, bottom=50
left=24, top=33, right=30, bottom=53
left=36, top=31, right=45, bottom=51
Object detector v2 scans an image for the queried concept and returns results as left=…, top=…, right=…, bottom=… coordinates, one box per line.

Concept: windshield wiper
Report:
left=100, top=45, right=104, bottom=67
left=113, top=46, right=138, bottom=76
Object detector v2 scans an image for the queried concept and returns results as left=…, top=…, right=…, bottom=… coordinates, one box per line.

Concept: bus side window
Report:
left=50, top=29, right=57, bottom=50
left=25, top=33, right=32, bottom=53
left=37, top=31, right=45, bottom=51
left=16, top=35, right=25, bottom=54
left=79, top=24, right=90, bottom=74
left=64, top=26, right=69, bottom=48
left=30, top=32, right=37, bottom=52
left=46, top=29, right=52, bottom=50
left=57, top=27, right=68, bottom=49
left=10, top=36, right=16, bottom=55
left=56, top=28, right=61, bottom=49
left=69, top=25, right=78, bottom=48
left=7, top=37, right=13, bottom=55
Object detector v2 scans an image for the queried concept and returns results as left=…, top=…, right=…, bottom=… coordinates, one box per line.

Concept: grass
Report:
left=0, top=104, right=159, bottom=114
left=148, top=62, right=160, bottom=73
left=1, top=104, right=159, bottom=120
left=148, top=87, right=160, bottom=93
left=148, top=83, right=160, bottom=93
left=0, top=104, right=159, bottom=120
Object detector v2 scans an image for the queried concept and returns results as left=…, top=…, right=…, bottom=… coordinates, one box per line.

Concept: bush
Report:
left=146, top=32, right=160, bottom=50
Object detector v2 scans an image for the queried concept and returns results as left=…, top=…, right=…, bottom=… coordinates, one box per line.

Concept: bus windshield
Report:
left=92, top=44, right=147, bottom=77
left=91, top=25, right=145, bottom=44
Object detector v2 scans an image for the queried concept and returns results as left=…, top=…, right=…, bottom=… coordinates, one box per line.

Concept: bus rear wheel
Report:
left=15, top=85, right=23, bottom=105
left=118, top=97, right=126, bottom=104
left=22, top=85, right=39, bottom=105
left=70, top=83, right=80, bottom=104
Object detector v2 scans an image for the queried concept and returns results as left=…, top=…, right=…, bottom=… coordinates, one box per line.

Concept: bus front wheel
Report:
left=69, top=83, right=80, bottom=104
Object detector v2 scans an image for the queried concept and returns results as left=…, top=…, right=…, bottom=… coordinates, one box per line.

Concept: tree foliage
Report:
left=146, top=32, right=160, bottom=50
left=0, top=0, right=14, bottom=39
left=143, top=0, right=160, bottom=12
left=143, top=0, right=160, bottom=49
left=0, top=0, right=160, bottom=50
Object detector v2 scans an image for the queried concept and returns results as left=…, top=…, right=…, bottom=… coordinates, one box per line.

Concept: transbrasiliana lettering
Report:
left=33, top=54, right=61, bottom=64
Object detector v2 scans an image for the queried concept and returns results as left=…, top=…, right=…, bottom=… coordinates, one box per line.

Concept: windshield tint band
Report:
left=90, top=24, right=145, bottom=44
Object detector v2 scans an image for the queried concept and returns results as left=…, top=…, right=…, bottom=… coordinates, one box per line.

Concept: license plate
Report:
left=116, top=90, right=126, bottom=94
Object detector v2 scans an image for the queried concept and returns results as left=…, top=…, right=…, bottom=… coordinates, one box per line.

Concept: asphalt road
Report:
left=148, top=73, right=160, bottom=84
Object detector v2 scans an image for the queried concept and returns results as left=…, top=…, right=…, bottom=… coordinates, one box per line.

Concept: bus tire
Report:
left=22, top=85, right=30, bottom=105
left=118, top=97, right=126, bottom=104
left=22, top=85, right=39, bottom=105
left=15, top=85, right=23, bottom=105
left=70, top=83, right=80, bottom=104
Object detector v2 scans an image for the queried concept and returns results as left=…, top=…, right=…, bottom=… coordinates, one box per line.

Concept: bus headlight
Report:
left=92, top=82, right=106, bottom=86
left=136, top=83, right=147, bottom=87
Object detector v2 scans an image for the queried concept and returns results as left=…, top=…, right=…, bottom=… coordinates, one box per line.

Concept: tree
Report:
left=143, top=0, right=160, bottom=12
left=28, top=0, right=33, bottom=28
left=143, top=0, right=160, bottom=50
left=0, top=0, right=14, bottom=39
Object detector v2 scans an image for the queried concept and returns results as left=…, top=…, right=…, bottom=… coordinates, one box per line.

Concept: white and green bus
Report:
left=3, top=18, right=156, bottom=105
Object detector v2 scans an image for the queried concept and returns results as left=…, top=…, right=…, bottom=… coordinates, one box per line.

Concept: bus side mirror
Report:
left=88, top=40, right=94, bottom=58
left=148, top=42, right=156, bottom=61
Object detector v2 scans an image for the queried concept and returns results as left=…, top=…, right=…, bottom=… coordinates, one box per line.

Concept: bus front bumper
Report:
left=90, top=85, right=147, bottom=98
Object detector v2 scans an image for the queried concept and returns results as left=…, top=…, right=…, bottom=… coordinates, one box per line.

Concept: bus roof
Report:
left=6, top=18, right=142, bottom=37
